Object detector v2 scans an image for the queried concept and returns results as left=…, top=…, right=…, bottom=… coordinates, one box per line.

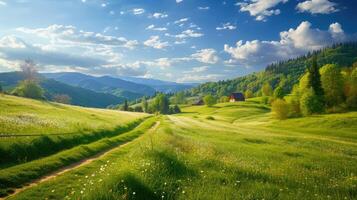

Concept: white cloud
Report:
left=296, top=0, right=338, bottom=14
left=146, top=24, right=168, bottom=31
left=16, top=24, right=139, bottom=50
left=166, top=29, right=204, bottom=39
left=216, top=22, right=237, bottom=31
left=132, top=8, right=145, bottom=15
left=237, top=0, right=288, bottom=21
left=198, top=6, right=210, bottom=10
left=174, top=18, right=189, bottom=24
left=150, top=12, right=168, bottom=19
left=224, top=21, right=353, bottom=68
left=177, top=74, right=222, bottom=83
left=191, top=49, right=219, bottom=64
left=144, top=36, right=169, bottom=49
left=184, top=66, right=209, bottom=73
left=0, top=1, right=6, bottom=6
left=176, top=0, right=183, bottom=3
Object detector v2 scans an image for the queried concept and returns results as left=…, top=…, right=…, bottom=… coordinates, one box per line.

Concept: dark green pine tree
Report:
left=308, top=56, right=324, bottom=96
left=123, top=99, right=129, bottom=111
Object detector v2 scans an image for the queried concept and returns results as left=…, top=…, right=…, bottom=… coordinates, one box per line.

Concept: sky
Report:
left=0, top=0, right=356, bottom=83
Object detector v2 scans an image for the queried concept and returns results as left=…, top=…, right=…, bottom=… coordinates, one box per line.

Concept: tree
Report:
left=299, top=88, right=324, bottom=116
left=203, top=94, right=216, bottom=107
left=219, top=96, right=229, bottom=103
left=286, top=84, right=301, bottom=117
left=273, top=86, right=284, bottom=99
left=122, top=100, right=129, bottom=111
left=272, top=99, right=289, bottom=120
left=142, top=97, right=148, bottom=113
left=151, top=93, right=170, bottom=114
left=346, top=67, right=357, bottom=109
left=20, top=59, right=38, bottom=80
left=261, top=82, right=273, bottom=96
left=245, top=90, right=254, bottom=99
left=174, top=91, right=186, bottom=104
left=320, top=64, right=344, bottom=107
left=53, top=94, right=71, bottom=104
left=173, top=105, right=181, bottom=113
left=308, top=56, right=324, bottom=96
left=134, top=106, right=143, bottom=112
left=12, top=80, right=45, bottom=100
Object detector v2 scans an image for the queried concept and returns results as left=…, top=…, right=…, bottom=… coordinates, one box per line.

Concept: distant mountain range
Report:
left=0, top=71, right=195, bottom=108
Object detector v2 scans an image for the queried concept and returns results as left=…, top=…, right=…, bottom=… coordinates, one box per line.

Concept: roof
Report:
left=230, top=92, right=245, bottom=99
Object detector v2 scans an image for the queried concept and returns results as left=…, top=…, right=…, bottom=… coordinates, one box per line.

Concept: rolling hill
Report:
left=190, top=43, right=357, bottom=97
left=0, top=72, right=125, bottom=108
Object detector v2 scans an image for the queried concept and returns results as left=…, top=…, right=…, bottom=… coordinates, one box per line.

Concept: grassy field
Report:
left=5, top=99, right=357, bottom=199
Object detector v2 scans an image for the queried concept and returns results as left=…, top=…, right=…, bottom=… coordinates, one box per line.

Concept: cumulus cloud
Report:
left=191, top=49, right=219, bottom=64
left=224, top=21, right=354, bottom=68
left=296, top=0, right=338, bottom=14
left=0, top=36, right=108, bottom=69
left=216, top=22, right=237, bottom=31
left=16, top=24, right=139, bottom=49
left=237, top=0, right=288, bottom=21
left=176, top=0, right=183, bottom=3
left=144, top=36, right=169, bottom=49
left=184, top=66, right=209, bottom=73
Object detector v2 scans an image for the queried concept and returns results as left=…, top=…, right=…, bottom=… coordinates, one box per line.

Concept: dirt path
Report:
left=3, top=121, right=160, bottom=200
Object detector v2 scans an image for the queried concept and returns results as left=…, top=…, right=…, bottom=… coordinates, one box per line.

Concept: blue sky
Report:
left=0, top=0, right=356, bottom=83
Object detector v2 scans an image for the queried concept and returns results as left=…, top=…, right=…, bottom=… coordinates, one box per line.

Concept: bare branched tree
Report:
left=20, top=59, right=38, bottom=80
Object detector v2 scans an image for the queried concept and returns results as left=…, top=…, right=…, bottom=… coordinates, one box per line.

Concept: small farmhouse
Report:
left=192, top=99, right=204, bottom=106
left=229, top=92, right=245, bottom=102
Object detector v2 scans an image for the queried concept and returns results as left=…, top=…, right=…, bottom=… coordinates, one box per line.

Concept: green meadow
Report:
left=2, top=96, right=356, bottom=199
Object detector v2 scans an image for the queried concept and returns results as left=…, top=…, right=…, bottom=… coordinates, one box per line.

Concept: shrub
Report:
left=285, top=84, right=301, bottom=117
left=206, top=116, right=215, bottom=120
left=272, top=99, right=289, bottom=120
left=273, top=86, right=284, bottom=99
left=261, top=96, right=269, bottom=105
left=244, top=90, right=254, bottom=98
left=11, top=80, right=44, bottom=100
left=261, top=82, right=273, bottom=96
left=203, top=95, right=216, bottom=107
left=320, top=64, right=344, bottom=107
left=219, top=96, right=229, bottom=103
left=300, top=88, right=324, bottom=116
left=52, top=94, right=71, bottom=104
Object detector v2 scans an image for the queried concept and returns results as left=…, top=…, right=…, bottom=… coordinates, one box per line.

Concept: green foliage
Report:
left=272, top=99, right=289, bottom=120
left=173, top=91, right=186, bottom=104
left=150, top=93, right=170, bottom=114
left=261, top=82, right=273, bottom=96
left=346, top=67, right=357, bottom=109
left=273, top=86, right=284, bottom=99
left=219, top=96, right=229, bottom=103
left=245, top=90, right=254, bottom=98
left=169, top=105, right=181, bottom=114
left=203, top=94, right=216, bottom=107
left=142, top=97, right=148, bottom=113
left=121, top=100, right=129, bottom=111
left=320, top=64, right=344, bottom=107
left=0, top=83, right=2, bottom=93
left=308, top=56, right=324, bottom=97
left=299, top=88, right=324, bottom=116
left=134, top=106, right=143, bottom=112
left=12, top=80, right=45, bottom=100
left=285, top=84, right=301, bottom=117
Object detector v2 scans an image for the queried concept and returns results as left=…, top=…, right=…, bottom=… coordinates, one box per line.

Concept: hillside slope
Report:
left=0, top=72, right=125, bottom=108
left=190, top=43, right=357, bottom=97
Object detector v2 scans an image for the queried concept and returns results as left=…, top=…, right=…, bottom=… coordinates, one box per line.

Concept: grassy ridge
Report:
left=0, top=116, right=158, bottom=197
left=0, top=94, right=148, bottom=168
left=8, top=102, right=357, bottom=200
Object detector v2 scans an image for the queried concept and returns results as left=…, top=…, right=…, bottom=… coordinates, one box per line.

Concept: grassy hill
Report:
left=190, top=43, right=357, bottom=97
left=6, top=100, right=357, bottom=199
left=0, top=72, right=125, bottom=108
